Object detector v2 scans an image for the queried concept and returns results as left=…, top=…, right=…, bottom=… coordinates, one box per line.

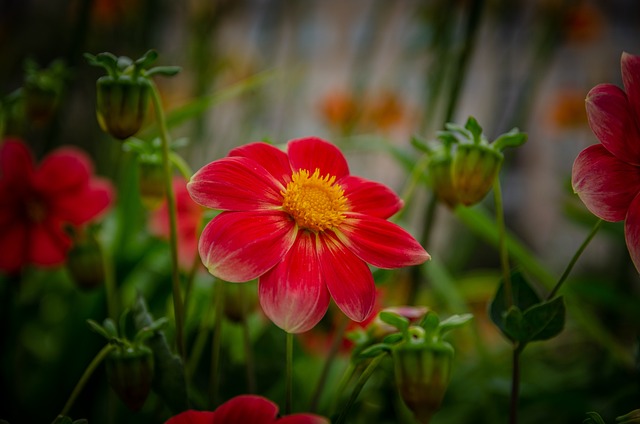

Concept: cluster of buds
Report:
left=414, top=116, right=527, bottom=208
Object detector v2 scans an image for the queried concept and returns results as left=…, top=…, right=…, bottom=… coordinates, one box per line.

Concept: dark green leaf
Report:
left=146, top=66, right=182, bottom=77
left=87, top=319, right=111, bottom=340
left=489, top=270, right=541, bottom=341
left=583, top=411, right=607, bottom=424
left=521, top=296, right=565, bottom=342
left=358, top=344, right=391, bottom=358
left=503, top=306, right=525, bottom=342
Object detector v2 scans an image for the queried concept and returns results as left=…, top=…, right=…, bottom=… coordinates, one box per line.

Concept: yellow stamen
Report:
left=281, top=168, right=348, bottom=232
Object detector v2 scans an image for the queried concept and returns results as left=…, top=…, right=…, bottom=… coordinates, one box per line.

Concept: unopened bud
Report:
left=451, top=144, right=503, bottom=206
left=96, top=76, right=150, bottom=140
left=106, top=345, right=154, bottom=412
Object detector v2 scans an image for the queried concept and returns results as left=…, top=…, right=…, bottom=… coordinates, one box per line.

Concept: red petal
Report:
left=340, top=175, right=402, bottom=218
left=621, top=52, right=640, bottom=130
left=318, top=232, right=376, bottom=322
left=34, top=147, right=93, bottom=194
left=199, top=211, right=296, bottom=282
left=259, top=231, right=330, bottom=333
left=0, top=221, right=27, bottom=273
left=0, top=139, right=33, bottom=186
left=28, top=221, right=71, bottom=267
left=277, top=415, right=330, bottom=424
left=287, top=137, right=349, bottom=179
left=625, top=194, right=640, bottom=274
left=335, top=214, right=430, bottom=268
left=164, top=410, right=216, bottom=424
left=213, top=395, right=278, bottom=423
left=53, top=178, right=114, bottom=225
left=188, top=157, right=284, bottom=211
left=586, top=83, right=640, bottom=165
left=228, top=142, right=293, bottom=186
left=572, top=144, right=640, bottom=221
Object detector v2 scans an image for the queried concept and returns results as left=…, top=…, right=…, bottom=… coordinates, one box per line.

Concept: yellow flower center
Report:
left=281, top=168, right=348, bottom=232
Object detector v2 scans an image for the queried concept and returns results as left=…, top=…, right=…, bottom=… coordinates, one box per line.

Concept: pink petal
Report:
left=259, top=231, right=330, bottom=333
left=0, top=221, right=27, bottom=273
left=188, top=157, right=285, bottom=211
left=0, top=139, right=33, bottom=185
left=28, top=220, right=70, bottom=267
left=625, top=193, right=640, bottom=274
left=287, top=137, right=349, bottom=180
left=335, top=214, right=430, bottom=269
left=199, top=211, right=296, bottom=282
left=585, top=83, right=640, bottom=165
left=228, top=142, right=293, bottom=186
left=212, top=395, right=278, bottom=423
left=317, top=232, right=376, bottom=322
left=621, top=52, right=640, bottom=129
left=277, top=415, right=330, bottom=424
left=572, top=144, right=640, bottom=221
left=164, top=410, right=216, bottom=424
left=340, top=175, right=402, bottom=218
left=34, top=147, right=94, bottom=194
left=53, top=178, right=114, bottom=225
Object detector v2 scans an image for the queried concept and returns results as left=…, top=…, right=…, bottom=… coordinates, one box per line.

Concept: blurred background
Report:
left=1, top=0, right=640, bottom=423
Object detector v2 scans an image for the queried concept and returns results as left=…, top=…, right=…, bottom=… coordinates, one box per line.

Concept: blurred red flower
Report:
left=572, top=52, right=640, bottom=272
left=0, top=139, right=113, bottom=273
left=164, top=395, right=328, bottom=424
left=188, top=137, right=430, bottom=333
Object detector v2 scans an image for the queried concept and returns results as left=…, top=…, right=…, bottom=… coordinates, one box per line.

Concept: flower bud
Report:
left=23, top=59, right=66, bottom=126
left=66, top=230, right=105, bottom=290
left=451, top=144, right=503, bottom=206
left=368, top=306, right=429, bottom=342
left=426, top=153, right=459, bottom=208
left=106, top=345, right=154, bottom=412
left=96, top=76, right=150, bottom=140
left=393, top=341, right=453, bottom=424
left=138, top=159, right=165, bottom=210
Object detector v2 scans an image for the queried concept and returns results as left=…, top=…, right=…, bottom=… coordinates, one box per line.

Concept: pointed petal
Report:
left=228, top=142, right=293, bottom=186
left=278, top=415, right=330, bottom=424
left=164, top=410, right=216, bottom=424
left=287, top=137, right=349, bottom=179
left=199, top=211, right=296, bottom=282
left=621, top=52, right=640, bottom=128
left=318, top=232, right=376, bottom=322
left=0, top=139, right=33, bottom=186
left=335, top=214, right=430, bottom=268
left=341, top=175, right=402, bottom=218
left=625, top=194, right=640, bottom=274
left=28, top=221, right=71, bottom=267
left=213, top=395, right=278, bottom=423
left=586, top=83, right=640, bottom=164
left=53, top=178, right=114, bottom=225
left=572, top=144, right=640, bottom=221
left=33, top=147, right=93, bottom=194
left=188, top=157, right=284, bottom=211
left=259, top=231, right=330, bottom=333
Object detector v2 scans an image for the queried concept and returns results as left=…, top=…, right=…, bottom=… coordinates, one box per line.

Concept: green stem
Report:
left=149, top=80, right=185, bottom=359
left=102, top=242, right=118, bottom=321
left=58, top=344, right=116, bottom=418
left=241, top=316, right=257, bottom=393
left=210, top=280, right=225, bottom=407
left=331, top=362, right=356, bottom=413
left=547, top=219, right=603, bottom=300
left=285, top=331, right=294, bottom=415
left=493, top=177, right=513, bottom=308
left=408, top=193, right=438, bottom=305
left=334, top=353, right=386, bottom=424
left=509, top=344, right=523, bottom=424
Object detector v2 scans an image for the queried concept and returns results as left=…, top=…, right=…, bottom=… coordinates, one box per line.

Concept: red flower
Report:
left=164, top=395, right=328, bottom=424
left=0, top=139, right=113, bottom=273
left=149, top=176, right=203, bottom=270
left=572, top=52, right=640, bottom=271
left=188, top=137, right=430, bottom=333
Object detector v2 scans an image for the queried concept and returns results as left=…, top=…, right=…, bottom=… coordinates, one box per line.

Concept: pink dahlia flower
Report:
left=188, top=137, right=430, bottom=333
left=572, top=52, right=640, bottom=272
left=164, top=395, right=328, bottom=424
left=0, top=139, right=113, bottom=273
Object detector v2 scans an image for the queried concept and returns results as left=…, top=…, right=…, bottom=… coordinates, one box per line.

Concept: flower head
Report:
left=164, top=395, right=328, bottom=424
left=0, top=139, right=113, bottom=274
left=188, top=137, right=430, bottom=333
left=572, top=52, right=640, bottom=272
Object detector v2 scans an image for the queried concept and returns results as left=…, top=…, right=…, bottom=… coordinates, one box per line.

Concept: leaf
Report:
left=583, top=411, right=607, bottom=424
left=146, top=66, right=182, bottom=77
left=87, top=319, right=112, bottom=340
left=379, top=311, right=409, bottom=333
left=358, top=343, right=391, bottom=358
left=521, top=296, right=565, bottom=342
left=132, top=294, right=188, bottom=413
left=464, top=116, right=483, bottom=143
left=438, top=313, right=473, bottom=337
left=503, top=306, right=525, bottom=342
left=493, top=128, right=527, bottom=151
left=489, top=270, right=541, bottom=341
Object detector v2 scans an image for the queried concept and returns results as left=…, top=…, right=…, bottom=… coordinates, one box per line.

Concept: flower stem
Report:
left=101, top=242, right=118, bottom=321
left=241, top=315, right=257, bottom=393
left=493, top=177, right=513, bottom=308
left=509, top=344, right=523, bottom=424
left=334, top=353, right=386, bottom=424
left=58, top=344, right=116, bottom=418
left=285, top=331, right=294, bottom=415
left=210, top=279, right=225, bottom=408
left=149, top=80, right=185, bottom=360
left=547, top=219, right=603, bottom=300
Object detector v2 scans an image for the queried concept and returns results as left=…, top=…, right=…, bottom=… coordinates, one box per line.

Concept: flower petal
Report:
left=625, top=194, right=640, bottom=274
left=199, top=211, right=296, bottom=282
left=585, top=83, right=640, bottom=165
left=28, top=220, right=71, bottom=267
left=212, top=395, right=278, bottom=423
left=340, top=175, right=402, bottom=218
left=228, top=142, right=293, bottom=186
left=287, top=137, right=349, bottom=179
left=33, top=147, right=93, bottom=194
left=188, top=157, right=284, bottom=211
left=621, top=51, right=640, bottom=129
left=0, top=221, right=27, bottom=273
left=0, top=139, right=33, bottom=186
left=164, top=410, right=216, bottom=424
left=259, top=231, right=330, bottom=333
left=318, top=232, right=376, bottom=322
left=572, top=144, right=640, bottom=221
left=53, top=178, right=114, bottom=225
left=277, top=415, right=330, bottom=424
left=335, top=214, right=430, bottom=268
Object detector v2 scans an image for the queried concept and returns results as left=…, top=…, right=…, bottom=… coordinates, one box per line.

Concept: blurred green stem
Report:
left=509, top=344, right=523, bottom=424
left=210, top=280, right=224, bottom=407
left=493, top=177, right=513, bottom=308
left=334, top=353, right=386, bottom=424
left=149, top=80, right=186, bottom=360
left=58, top=344, right=116, bottom=418
left=285, top=331, right=294, bottom=415
left=102, top=242, right=118, bottom=320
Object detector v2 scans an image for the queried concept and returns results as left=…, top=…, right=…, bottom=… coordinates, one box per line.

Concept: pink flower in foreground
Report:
left=150, top=176, right=203, bottom=270
left=572, top=52, right=640, bottom=272
left=164, top=395, right=328, bottom=424
left=188, top=137, right=430, bottom=333
left=0, top=139, right=113, bottom=273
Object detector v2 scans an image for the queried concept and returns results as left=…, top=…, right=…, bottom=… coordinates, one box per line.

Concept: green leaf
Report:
left=135, top=49, right=158, bottom=69
left=379, top=311, right=410, bottom=333
left=492, top=128, right=527, bottom=151
left=583, top=411, right=607, bottom=424
left=132, top=294, right=188, bottom=413
left=521, top=296, right=565, bottom=342
left=358, top=343, right=391, bottom=358
left=503, top=306, right=525, bottom=342
left=146, top=66, right=182, bottom=77
left=438, top=313, right=473, bottom=337
left=464, top=116, right=483, bottom=143
left=87, top=319, right=112, bottom=341
left=489, top=270, right=541, bottom=342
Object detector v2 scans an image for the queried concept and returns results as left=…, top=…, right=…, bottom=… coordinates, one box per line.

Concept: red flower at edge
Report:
left=188, top=137, right=430, bottom=333
left=164, top=395, right=328, bottom=424
left=572, top=52, right=640, bottom=272
left=0, top=139, right=113, bottom=273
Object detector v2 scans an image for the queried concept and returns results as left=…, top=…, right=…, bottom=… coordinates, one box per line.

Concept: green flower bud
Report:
left=96, top=76, right=150, bottom=140
left=138, top=158, right=165, bottom=210
left=66, top=230, right=105, bottom=290
left=23, top=59, right=66, bottom=126
left=106, top=345, right=154, bottom=412
left=427, top=153, right=459, bottom=208
left=451, top=143, right=503, bottom=206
